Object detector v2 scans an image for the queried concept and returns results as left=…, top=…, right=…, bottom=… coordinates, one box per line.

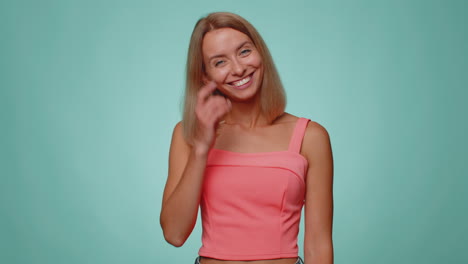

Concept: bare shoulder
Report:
left=172, top=121, right=183, bottom=137
left=304, top=121, right=330, bottom=142
left=302, top=120, right=332, bottom=161
left=169, top=121, right=191, bottom=159
left=273, top=112, right=299, bottom=124
left=171, top=121, right=189, bottom=146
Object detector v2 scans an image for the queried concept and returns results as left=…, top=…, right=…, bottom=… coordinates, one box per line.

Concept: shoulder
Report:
left=304, top=121, right=330, bottom=142
left=272, top=112, right=299, bottom=125
left=170, top=121, right=191, bottom=150
left=302, top=120, right=332, bottom=161
left=173, top=121, right=183, bottom=134
left=172, top=121, right=184, bottom=139
left=274, top=112, right=329, bottom=138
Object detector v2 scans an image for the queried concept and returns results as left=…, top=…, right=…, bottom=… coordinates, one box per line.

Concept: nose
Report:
left=231, top=58, right=246, bottom=77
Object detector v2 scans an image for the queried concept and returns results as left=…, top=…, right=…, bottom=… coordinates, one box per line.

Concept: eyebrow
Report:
left=208, top=41, right=252, bottom=61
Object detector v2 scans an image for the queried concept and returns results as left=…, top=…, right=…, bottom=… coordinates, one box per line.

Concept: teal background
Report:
left=1, top=0, right=467, bottom=263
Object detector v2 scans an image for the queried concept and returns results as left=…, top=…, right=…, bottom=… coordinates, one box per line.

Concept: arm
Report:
left=302, top=122, right=334, bottom=264
left=160, top=81, right=231, bottom=247
left=159, top=122, right=207, bottom=247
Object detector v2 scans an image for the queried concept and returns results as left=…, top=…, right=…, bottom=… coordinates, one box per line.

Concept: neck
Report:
left=223, top=97, right=267, bottom=128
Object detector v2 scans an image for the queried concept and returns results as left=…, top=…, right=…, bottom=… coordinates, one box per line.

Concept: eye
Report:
left=214, top=60, right=225, bottom=67
left=240, top=49, right=251, bottom=56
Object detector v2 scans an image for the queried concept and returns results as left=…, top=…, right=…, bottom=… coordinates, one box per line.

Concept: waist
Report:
left=197, top=256, right=303, bottom=264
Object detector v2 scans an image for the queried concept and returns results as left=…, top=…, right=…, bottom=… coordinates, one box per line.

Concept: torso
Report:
left=200, top=113, right=304, bottom=264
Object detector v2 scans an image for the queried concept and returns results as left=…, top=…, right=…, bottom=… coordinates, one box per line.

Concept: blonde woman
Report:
left=160, top=12, right=334, bottom=264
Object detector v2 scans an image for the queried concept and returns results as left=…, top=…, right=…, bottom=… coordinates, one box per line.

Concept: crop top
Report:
left=198, top=117, right=310, bottom=261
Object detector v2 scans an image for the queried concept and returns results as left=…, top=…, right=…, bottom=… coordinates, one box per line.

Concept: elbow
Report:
left=160, top=208, right=197, bottom=247
left=163, top=231, right=186, bottom=247
left=160, top=219, right=187, bottom=247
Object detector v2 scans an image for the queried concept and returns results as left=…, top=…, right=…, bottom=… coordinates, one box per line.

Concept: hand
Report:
left=193, top=81, right=231, bottom=154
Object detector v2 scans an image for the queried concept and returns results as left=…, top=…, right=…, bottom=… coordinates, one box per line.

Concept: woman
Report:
left=160, top=12, right=334, bottom=264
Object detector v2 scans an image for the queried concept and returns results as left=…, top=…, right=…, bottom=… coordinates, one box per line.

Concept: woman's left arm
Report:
left=302, top=122, right=334, bottom=264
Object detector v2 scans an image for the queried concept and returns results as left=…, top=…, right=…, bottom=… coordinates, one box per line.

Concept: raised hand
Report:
left=193, top=81, right=231, bottom=154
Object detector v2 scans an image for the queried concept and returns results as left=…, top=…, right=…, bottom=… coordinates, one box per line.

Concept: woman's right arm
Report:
left=160, top=81, right=231, bottom=247
left=159, top=122, right=208, bottom=247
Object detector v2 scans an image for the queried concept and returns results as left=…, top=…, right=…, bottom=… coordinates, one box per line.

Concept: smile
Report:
left=228, top=72, right=254, bottom=89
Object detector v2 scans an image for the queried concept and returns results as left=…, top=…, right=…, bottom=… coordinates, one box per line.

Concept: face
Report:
left=202, top=28, right=263, bottom=102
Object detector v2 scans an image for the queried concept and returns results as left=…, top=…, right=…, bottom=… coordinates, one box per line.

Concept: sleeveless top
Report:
left=198, top=118, right=310, bottom=261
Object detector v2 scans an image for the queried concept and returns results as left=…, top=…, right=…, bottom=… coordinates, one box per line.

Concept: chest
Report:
left=213, top=123, right=295, bottom=153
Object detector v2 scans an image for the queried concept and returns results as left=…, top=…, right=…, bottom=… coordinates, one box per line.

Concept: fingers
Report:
left=196, top=81, right=231, bottom=123
left=193, top=82, right=231, bottom=149
left=196, top=98, right=230, bottom=127
left=197, top=81, right=217, bottom=106
left=207, top=96, right=231, bottom=122
left=199, top=96, right=230, bottom=127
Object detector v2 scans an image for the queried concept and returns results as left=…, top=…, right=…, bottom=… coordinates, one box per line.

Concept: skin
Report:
left=160, top=28, right=334, bottom=264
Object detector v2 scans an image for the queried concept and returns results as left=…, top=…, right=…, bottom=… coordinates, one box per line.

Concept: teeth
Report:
left=232, top=75, right=251, bottom=87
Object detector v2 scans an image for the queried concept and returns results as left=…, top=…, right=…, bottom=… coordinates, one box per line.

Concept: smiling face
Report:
left=202, top=28, right=264, bottom=102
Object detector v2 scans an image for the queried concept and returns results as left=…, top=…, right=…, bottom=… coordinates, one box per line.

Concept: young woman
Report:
left=160, top=12, right=334, bottom=264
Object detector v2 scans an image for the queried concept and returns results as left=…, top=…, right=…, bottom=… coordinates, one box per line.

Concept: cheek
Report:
left=210, top=68, right=230, bottom=83
left=248, top=54, right=263, bottom=68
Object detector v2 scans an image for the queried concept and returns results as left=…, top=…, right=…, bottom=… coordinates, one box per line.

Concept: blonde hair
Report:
left=182, top=12, right=286, bottom=143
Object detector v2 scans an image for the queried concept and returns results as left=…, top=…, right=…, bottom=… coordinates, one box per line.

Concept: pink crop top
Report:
left=198, top=118, right=310, bottom=260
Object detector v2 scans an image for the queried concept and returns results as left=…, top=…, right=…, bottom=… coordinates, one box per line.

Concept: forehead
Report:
left=202, top=28, right=252, bottom=57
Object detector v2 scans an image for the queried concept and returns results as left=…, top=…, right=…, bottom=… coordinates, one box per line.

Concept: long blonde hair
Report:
left=182, top=12, right=286, bottom=143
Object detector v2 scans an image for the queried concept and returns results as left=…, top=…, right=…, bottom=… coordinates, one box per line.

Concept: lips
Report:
left=227, top=72, right=254, bottom=89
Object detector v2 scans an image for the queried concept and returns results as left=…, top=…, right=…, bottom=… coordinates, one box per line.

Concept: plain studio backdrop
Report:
left=1, top=0, right=467, bottom=263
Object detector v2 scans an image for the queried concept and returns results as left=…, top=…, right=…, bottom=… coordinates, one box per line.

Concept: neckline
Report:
left=211, top=148, right=290, bottom=155
left=209, top=148, right=309, bottom=164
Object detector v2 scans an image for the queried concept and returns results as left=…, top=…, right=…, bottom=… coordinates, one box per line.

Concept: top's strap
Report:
left=288, top=118, right=310, bottom=153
